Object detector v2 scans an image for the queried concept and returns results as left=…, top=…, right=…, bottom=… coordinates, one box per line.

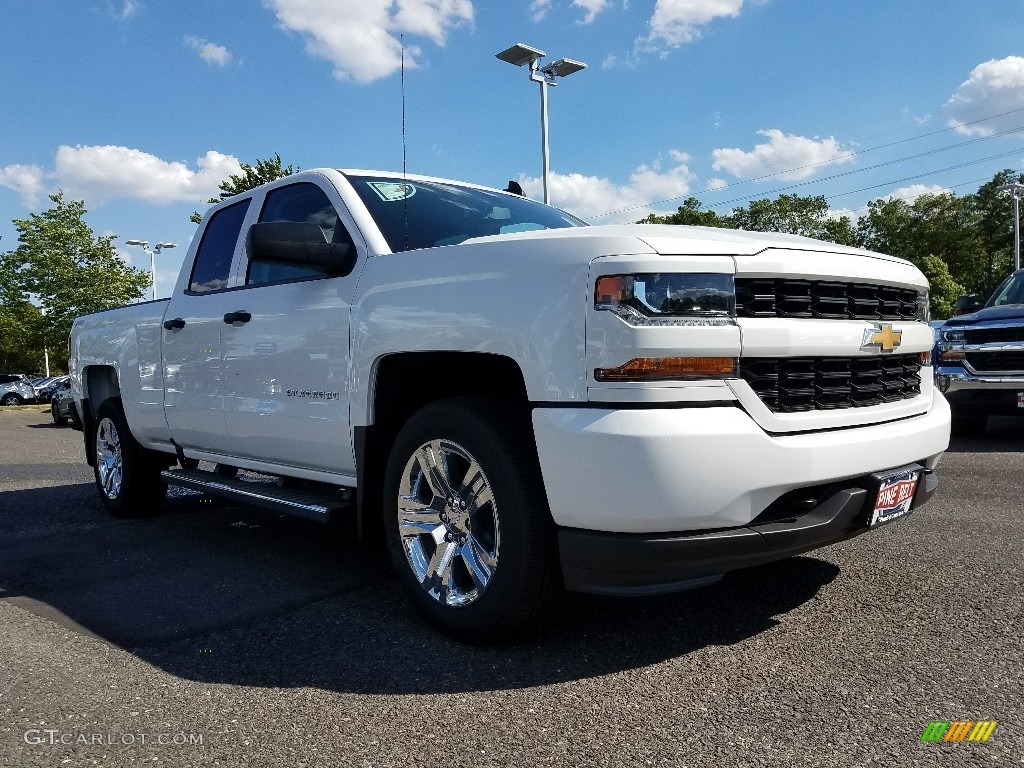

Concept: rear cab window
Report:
left=188, top=199, right=252, bottom=293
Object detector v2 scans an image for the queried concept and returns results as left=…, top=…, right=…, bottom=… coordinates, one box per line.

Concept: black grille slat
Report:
left=741, top=355, right=922, bottom=413
left=964, top=327, right=1024, bottom=344
left=736, top=279, right=921, bottom=321
left=966, top=351, right=1024, bottom=372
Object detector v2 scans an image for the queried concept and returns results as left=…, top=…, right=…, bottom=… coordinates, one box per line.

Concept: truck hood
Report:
left=469, top=224, right=911, bottom=263
left=945, top=304, right=1024, bottom=326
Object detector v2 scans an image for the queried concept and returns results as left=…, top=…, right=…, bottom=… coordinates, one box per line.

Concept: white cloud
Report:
left=264, top=0, right=473, bottom=84
left=885, top=184, right=950, bottom=204
left=826, top=207, right=858, bottom=222
left=184, top=36, right=233, bottom=66
left=945, top=56, right=1024, bottom=136
left=52, top=146, right=242, bottom=205
left=638, top=0, right=744, bottom=51
left=109, top=0, right=139, bottom=20
left=704, top=177, right=727, bottom=191
left=520, top=151, right=696, bottom=222
left=711, top=129, right=854, bottom=181
left=0, top=164, right=47, bottom=207
left=530, top=0, right=552, bottom=21
left=574, top=0, right=610, bottom=23
left=2, top=147, right=240, bottom=210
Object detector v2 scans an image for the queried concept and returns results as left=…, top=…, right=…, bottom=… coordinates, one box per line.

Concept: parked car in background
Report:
left=0, top=373, right=37, bottom=406
left=36, top=375, right=70, bottom=403
left=50, top=380, right=78, bottom=426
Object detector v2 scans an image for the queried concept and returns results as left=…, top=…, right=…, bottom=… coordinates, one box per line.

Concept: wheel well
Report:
left=82, top=366, right=120, bottom=466
left=355, top=352, right=531, bottom=544
left=84, top=366, right=120, bottom=419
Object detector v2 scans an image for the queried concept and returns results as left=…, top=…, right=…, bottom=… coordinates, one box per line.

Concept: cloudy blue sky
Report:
left=2, top=0, right=1023, bottom=297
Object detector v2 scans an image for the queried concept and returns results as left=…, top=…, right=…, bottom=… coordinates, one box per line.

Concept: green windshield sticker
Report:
left=367, top=181, right=416, bottom=202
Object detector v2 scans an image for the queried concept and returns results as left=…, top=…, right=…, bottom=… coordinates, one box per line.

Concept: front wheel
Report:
left=383, top=398, right=562, bottom=644
left=93, top=399, right=166, bottom=517
left=1, top=393, right=23, bottom=406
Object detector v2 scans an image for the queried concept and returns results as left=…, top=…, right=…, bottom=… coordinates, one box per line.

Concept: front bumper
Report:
left=935, top=366, right=1024, bottom=415
left=531, top=395, right=950, bottom=534
left=559, top=467, right=938, bottom=595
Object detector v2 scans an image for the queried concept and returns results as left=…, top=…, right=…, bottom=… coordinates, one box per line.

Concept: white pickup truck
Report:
left=69, top=169, right=951, bottom=642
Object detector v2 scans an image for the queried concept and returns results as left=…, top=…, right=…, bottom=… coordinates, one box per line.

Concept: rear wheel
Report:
left=951, top=413, right=987, bottom=437
left=93, top=399, right=166, bottom=517
left=383, top=398, right=561, bottom=643
left=51, top=401, right=67, bottom=425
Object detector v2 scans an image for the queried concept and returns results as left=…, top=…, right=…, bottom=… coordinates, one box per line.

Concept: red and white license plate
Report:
left=869, top=469, right=920, bottom=528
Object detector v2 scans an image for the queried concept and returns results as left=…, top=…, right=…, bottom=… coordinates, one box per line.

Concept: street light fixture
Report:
left=125, top=239, right=177, bottom=301
left=496, top=42, right=587, bottom=205
left=996, top=182, right=1024, bottom=272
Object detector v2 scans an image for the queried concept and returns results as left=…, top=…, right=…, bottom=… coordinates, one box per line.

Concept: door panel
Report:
left=162, top=198, right=252, bottom=454
left=221, top=181, right=357, bottom=475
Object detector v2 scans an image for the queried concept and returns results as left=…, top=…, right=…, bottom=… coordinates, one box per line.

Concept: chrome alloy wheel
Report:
left=396, top=439, right=501, bottom=607
left=95, top=416, right=124, bottom=500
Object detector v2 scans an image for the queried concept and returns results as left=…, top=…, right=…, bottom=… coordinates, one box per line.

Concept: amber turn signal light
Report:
left=594, top=357, right=738, bottom=382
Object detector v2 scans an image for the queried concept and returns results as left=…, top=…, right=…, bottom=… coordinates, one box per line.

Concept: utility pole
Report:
left=996, top=182, right=1023, bottom=272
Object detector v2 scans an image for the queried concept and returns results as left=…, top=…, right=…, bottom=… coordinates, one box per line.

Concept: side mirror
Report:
left=953, top=294, right=982, bottom=316
left=247, top=222, right=357, bottom=277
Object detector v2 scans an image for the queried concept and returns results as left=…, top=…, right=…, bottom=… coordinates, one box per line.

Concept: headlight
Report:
left=939, top=328, right=966, bottom=362
left=595, top=273, right=735, bottom=326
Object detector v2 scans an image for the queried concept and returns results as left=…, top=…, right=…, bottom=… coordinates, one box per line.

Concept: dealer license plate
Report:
left=869, top=468, right=920, bottom=528
left=1017, top=391, right=1024, bottom=408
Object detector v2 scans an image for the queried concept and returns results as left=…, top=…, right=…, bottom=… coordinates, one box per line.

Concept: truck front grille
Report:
left=735, top=279, right=920, bottom=320
left=966, top=351, right=1024, bottom=373
left=740, top=355, right=922, bottom=412
left=964, top=326, right=1024, bottom=344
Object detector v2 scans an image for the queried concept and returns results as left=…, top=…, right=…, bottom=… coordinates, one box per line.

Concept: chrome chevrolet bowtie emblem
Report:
left=861, top=322, right=902, bottom=353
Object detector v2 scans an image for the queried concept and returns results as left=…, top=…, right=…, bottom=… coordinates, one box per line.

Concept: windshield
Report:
left=986, top=270, right=1024, bottom=307
left=345, top=174, right=586, bottom=253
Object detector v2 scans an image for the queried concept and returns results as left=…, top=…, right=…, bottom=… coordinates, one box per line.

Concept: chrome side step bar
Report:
left=160, top=468, right=353, bottom=522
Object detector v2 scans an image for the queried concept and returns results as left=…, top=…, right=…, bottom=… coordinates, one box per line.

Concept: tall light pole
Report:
left=997, top=182, right=1023, bottom=272
left=125, top=240, right=177, bottom=300
left=496, top=43, right=587, bottom=205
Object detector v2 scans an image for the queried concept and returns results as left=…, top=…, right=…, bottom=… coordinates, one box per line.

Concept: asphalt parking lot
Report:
left=0, top=406, right=1021, bottom=767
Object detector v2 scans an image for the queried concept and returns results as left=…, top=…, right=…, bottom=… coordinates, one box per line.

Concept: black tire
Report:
left=51, top=401, right=67, bottom=425
left=951, top=413, right=987, bottom=438
left=179, top=457, right=200, bottom=470
left=383, top=397, right=562, bottom=644
left=1, top=393, right=23, bottom=406
left=93, top=398, right=166, bottom=518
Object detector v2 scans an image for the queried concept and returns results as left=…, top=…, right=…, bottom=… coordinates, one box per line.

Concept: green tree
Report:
left=971, top=169, right=1023, bottom=294
left=907, top=192, right=985, bottom=295
left=0, top=192, right=150, bottom=367
left=190, top=153, right=297, bottom=223
left=856, top=197, right=914, bottom=257
left=727, top=194, right=859, bottom=246
left=917, top=254, right=964, bottom=319
left=639, top=196, right=728, bottom=227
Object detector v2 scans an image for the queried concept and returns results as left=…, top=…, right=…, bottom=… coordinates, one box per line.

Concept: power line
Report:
left=590, top=103, right=1024, bottom=219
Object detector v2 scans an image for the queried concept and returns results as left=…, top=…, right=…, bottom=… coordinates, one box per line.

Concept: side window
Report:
left=189, top=199, right=251, bottom=293
left=248, top=182, right=355, bottom=286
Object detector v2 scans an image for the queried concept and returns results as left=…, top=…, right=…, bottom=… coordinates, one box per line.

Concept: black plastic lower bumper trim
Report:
left=559, top=466, right=937, bottom=597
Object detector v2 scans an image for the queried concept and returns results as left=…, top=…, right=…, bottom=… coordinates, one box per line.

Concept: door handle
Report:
left=223, top=310, right=252, bottom=324
left=163, top=317, right=186, bottom=330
